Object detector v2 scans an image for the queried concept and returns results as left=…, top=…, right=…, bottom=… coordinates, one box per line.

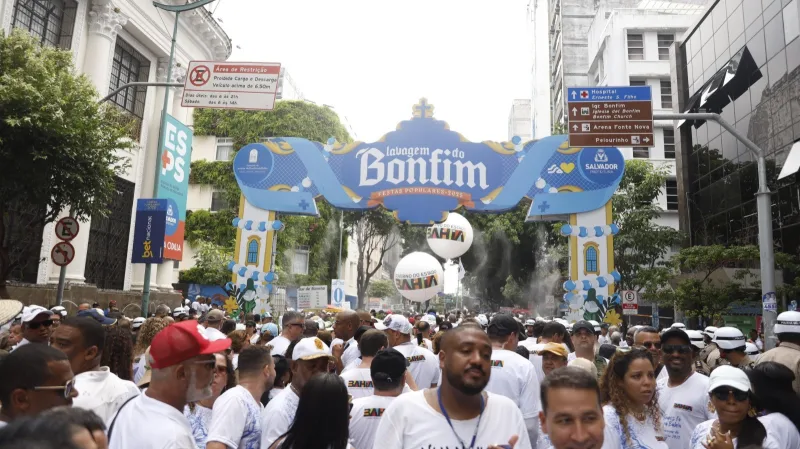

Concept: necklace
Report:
left=632, top=410, right=647, bottom=422
left=437, top=388, right=485, bottom=449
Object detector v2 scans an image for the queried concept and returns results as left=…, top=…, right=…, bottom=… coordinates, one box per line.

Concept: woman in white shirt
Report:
left=599, top=348, right=667, bottom=449
left=747, top=362, right=800, bottom=449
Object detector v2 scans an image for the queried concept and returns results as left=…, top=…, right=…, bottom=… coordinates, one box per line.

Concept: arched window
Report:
left=584, top=243, right=599, bottom=275
left=246, top=237, right=260, bottom=266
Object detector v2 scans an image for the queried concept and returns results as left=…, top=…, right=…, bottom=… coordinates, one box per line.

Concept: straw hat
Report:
left=0, top=300, right=24, bottom=327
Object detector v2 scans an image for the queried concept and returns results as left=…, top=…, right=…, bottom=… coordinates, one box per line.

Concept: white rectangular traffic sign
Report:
left=621, top=290, right=639, bottom=315
left=181, top=61, right=281, bottom=111
left=298, top=285, right=328, bottom=310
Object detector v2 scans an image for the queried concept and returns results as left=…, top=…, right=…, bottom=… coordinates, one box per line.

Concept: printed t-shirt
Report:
left=485, top=349, right=541, bottom=417
left=656, top=372, right=716, bottom=449
left=72, top=367, right=140, bottom=424
left=184, top=403, right=213, bottom=448
left=349, top=395, right=397, bottom=449
left=207, top=385, right=263, bottom=449
left=602, top=404, right=668, bottom=449
left=392, top=342, right=440, bottom=388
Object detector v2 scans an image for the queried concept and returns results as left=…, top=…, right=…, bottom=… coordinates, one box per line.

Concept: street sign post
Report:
left=54, top=217, right=80, bottom=242
left=567, top=86, right=654, bottom=148
left=621, top=290, right=639, bottom=316
left=181, top=61, right=281, bottom=111
left=331, top=279, right=345, bottom=308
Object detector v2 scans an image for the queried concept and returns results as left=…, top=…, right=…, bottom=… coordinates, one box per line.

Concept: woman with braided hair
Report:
left=600, top=347, right=666, bottom=448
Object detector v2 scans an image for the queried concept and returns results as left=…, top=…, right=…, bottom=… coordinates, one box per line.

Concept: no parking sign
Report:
left=622, top=290, right=638, bottom=315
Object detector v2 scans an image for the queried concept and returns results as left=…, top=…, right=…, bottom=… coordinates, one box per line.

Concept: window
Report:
left=657, top=34, right=674, bottom=60
left=108, top=38, right=150, bottom=141
left=633, top=147, right=650, bottom=158
left=246, top=237, right=260, bottom=266
left=210, top=191, right=228, bottom=212
left=660, top=80, right=673, bottom=109
left=12, top=0, right=77, bottom=49
left=666, top=180, right=679, bottom=211
left=584, top=243, right=599, bottom=274
left=784, top=0, right=799, bottom=44
left=629, top=79, right=646, bottom=86
left=173, top=260, right=180, bottom=269
left=664, top=129, right=676, bottom=159
left=292, top=246, right=310, bottom=275
left=216, top=138, right=234, bottom=161
left=627, top=33, right=644, bottom=60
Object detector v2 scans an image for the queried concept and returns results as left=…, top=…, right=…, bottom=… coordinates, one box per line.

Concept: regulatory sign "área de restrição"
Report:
left=567, top=86, right=654, bottom=148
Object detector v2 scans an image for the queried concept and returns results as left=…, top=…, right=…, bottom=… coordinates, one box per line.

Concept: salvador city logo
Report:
left=232, top=99, right=626, bottom=224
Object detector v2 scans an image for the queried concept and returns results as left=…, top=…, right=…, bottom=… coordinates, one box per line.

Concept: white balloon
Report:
left=571, top=226, right=581, bottom=237
left=535, top=178, right=546, bottom=189
left=393, top=252, right=444, bottom=303
left=301, top=177, right=312, bottom=188
left=426, top=213, right=474, bottom=260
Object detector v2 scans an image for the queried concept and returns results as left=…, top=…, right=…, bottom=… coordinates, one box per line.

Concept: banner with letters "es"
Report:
left=156, top=114, right=193, bottom=260
left=131, top=199, right=167, bottom=264
left=232, top=99, right=625, bottom=225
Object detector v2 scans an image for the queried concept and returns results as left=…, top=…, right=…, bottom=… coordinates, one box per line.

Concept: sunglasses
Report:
left=710, top=388, right=749, bottom=402
left=33, top=378, right=75, bottom=399
left=28, top=320, right=54, bottom=330
left=662, top=344, right=692, bottom=355
left=640, top=342, right=662, bottom=350
left=214, top=365, right=227, bottom=375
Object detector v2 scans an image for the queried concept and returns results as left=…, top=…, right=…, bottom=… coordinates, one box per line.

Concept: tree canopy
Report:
left=0, top=30, right=131, bottom=296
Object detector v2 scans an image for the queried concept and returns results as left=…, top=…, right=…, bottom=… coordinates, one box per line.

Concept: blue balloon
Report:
left=511, top=136, right=521, bottom=145
left=610, top=223, right=620, bottom=235
left=611, top=270, right=621, bottom=282
left=264, top=272, right=276, bottom=282
left=232, top=218, right=240, bottom=227
left=237, top=267, right=248, bottom=277
left=581, top=280, right=592, bottom=291
left=563, top=280, right=576, bottom=291
left=597, top=277, right=608, bottom=288
left=327, top=137, right=336, bottom=145
left=266, top=284, right=273, bottom=293
left=578, top=227, right=588, bottom=238
left=250, top=271, right=260, bottom=280
left=272, top=220, right=284, bottom=230
left=594, top=226, right=604, bottom=237
left=226, top=261, right=236, bottom=271
left=611, top=294, right=621, bottom=305
left=258, top=222, right=267, bottom=232
left=561, top=224, right=573, bottom=236
left=244, top=220, right=253, bottom=231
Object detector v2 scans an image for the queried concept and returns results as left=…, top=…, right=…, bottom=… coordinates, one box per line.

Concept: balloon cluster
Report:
left=560, top=224, right=620, bottom=238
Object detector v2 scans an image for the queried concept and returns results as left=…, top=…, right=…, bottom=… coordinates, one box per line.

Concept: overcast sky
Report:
left=211, top=0, right=531, bottom=142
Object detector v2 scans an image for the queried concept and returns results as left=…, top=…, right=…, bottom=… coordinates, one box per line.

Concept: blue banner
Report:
left=567, top=86, right=652, bottom=102
left=131, top=199, right=167, bottom=264
left=232, top=99, right=625, bottom=224
left=156, top=114, right=193, bottom=260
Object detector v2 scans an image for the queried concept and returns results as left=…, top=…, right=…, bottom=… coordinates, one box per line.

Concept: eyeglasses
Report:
left=28, top=320, right=54, bottom=330
left=640, top=342, right=662, bottom=350
left=33, top=379, right=75, bottom=399
left=288, top=323, right=304, bottom=328
left=710, top=388, right=749, bottom=402
left=662, top=344, right=692, bottom=355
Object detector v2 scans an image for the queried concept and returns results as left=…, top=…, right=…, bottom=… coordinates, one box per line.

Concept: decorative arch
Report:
left=583, top=242, right=599, bottom=275
left=246, top=236, right=261, bottom=266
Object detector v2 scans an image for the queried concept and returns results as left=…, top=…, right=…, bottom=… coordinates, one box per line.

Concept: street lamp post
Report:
left=141, top=0, right=217, bottom=317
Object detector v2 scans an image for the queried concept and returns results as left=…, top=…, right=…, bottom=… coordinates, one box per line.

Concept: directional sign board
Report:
left=181, top=61, right=281, bottom=111
left=621, top=290, right=639, bottom=315
left=51, top=241, right=75, bottom=267
left=298, top=285, right=328, bottom=309
left=331, top=279, right=345, bottom=308
left=54, top=217, right=80, bottom=242
left=567, top=86, right=654, bottom=148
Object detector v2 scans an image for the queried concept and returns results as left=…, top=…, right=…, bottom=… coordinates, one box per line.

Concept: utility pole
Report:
left=141, top=0, right=217, bottom=317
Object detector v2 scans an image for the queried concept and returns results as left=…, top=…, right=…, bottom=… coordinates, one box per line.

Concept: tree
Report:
left=0, top=30, right=131, bottom=297
left=612, top=160, right=683, bottom=295
left=178, top=242, right=232, bottom=286
left=367, top=279, right=395, bottom=300
left=345, top=209, right=400, bottom=309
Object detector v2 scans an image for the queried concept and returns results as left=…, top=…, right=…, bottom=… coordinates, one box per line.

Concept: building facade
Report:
left=674, top=0, right=800, bottom=253
left=508, top=99, right=533, bottom=142
left=0, top=0, right=230, bottom=292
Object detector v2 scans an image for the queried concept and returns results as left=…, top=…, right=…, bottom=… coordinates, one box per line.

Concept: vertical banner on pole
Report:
left=156, top=114, right=193, bottom=261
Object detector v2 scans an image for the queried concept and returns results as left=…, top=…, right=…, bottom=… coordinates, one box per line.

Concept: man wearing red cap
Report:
left=107, top=320, right=231, bottom=449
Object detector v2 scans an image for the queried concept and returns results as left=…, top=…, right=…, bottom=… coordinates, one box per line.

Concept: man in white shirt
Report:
left=108, top=320, right=231, bottom=449
left=50, top=317, right=140, bottom=424
left=12, top=306, right=54, bottom=352
left=266, top=311, right=304, bottom=357
left=657, top=328, right=716, bottom=449
left=598, top=324, right=610, bottom=345
left=260, top=336, right=335, bottom=449
left=332, top=310, right=361, bottom=372
left=207, top=345, right=275, bottom=449
left=383, top=314, right=440, bottom=388
left=485, top=313, right=541, bottom=446
left=373, top=325, right=531, bottom=449
left=349, top=348, right=407, bottom=449
left=204, top=309, right=224, bottom=331
left=341, top=329, right=389, bottom=399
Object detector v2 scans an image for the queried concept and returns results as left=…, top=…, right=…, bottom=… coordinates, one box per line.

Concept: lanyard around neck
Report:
left=437, top=387, right=485, bottom=449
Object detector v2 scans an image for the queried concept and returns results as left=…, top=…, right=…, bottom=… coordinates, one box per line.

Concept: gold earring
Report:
left=748, top=407, right=757, bottom=418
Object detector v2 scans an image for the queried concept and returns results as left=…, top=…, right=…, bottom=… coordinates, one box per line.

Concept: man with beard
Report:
left=108, top=320, right=231, bottom=449
left=539, top=367, right=607, bottom=449
left=374, top=326, right=532, bottom=449
left=656, top=328, right=715, bottom=449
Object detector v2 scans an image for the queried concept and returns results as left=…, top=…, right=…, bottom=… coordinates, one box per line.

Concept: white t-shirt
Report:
left=603, top=404, right=667, bottom=449
left=108, top=392, right=195, bottom=449
left=485, top=349, right=541, bottom=418
left=392, top=342, right=440, bottom=388
left=260, top=386, right=300, bottom=449
left=373, top=390, right=531, bottom=449
left=341, top=337, right=361, bottom=368
left=657, top=373, right=716, bottom=449
left=72, top=367, right=140, bottom=425
left=184, top=403, right=213, bottom=448
left=689, top=418, right=786, bottom=449
left=349, top=395, right=397, bottom=449
left=656, top=366, right=669, bottom=383
left=207, top=385, right=263, bottom=449
left=132, top=354, right=147, bottom=385
left=267, top=335, right=292, bottom=357
left=342, top=367, right=375, bottom=400
left=759, top=413, right=800, bottom=449
left=599, top=334, right=610, bottom=345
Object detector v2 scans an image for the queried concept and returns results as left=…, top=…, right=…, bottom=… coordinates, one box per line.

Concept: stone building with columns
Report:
left=0, top=0, right=231, bottom=296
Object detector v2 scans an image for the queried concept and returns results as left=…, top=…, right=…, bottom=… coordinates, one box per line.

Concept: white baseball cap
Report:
left=708, top=365, right=751, bottom=393
left=21, top=305, right=52, bottom=323
left=292, top=337, right=333, bottom=361
left=383, top=314, right=412, bottom=334
left=671, top=322, right=686, bottom=329
left=686, top=330, right=706, bottom=349
left=713, top=327, right=746, bottom=350
left=525, top=319, right=536, bottom=326
left=50, top=306, right=67, bottom=318
left=131, top=317, right=146, bottom=329
left=774, top=311, right=800, bottom=334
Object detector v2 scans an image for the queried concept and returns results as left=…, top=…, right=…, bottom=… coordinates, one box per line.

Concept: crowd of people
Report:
left=0, top=297, right=800, bottom=449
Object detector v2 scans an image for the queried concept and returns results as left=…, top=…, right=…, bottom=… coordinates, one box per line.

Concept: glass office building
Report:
left=675, top=0, right=800, bottom=253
